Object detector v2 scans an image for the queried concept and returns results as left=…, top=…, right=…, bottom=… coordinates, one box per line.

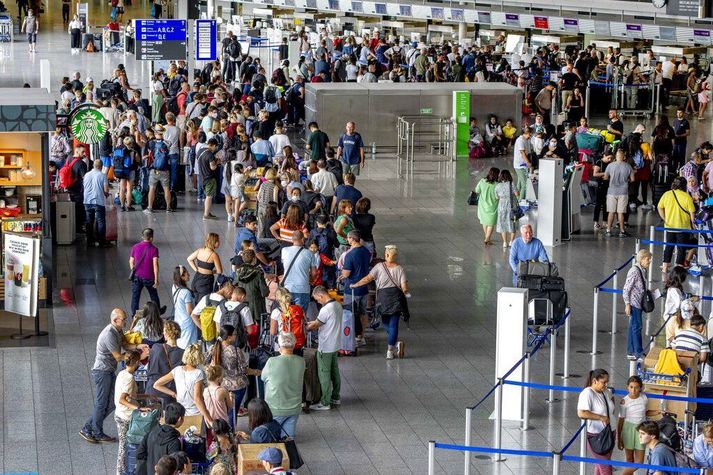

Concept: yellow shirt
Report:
left=503, top=125, right=517, bottom=139
left=658, top=189, right=695, bottom=229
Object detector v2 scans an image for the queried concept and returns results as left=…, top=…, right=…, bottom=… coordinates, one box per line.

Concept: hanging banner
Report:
left=452, top=91, right=471, bottom=158
left=4, top=233, right=40, bottom=318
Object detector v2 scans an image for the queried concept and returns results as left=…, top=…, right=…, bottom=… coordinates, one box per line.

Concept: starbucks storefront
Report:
left=0, top=88, right=55, bottom=345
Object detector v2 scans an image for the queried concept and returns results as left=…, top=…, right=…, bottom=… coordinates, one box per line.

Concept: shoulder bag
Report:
left=510, top=183, right=525, bottom=221
left=279, top=247, right=304, bottom=289
left=586, top=390, right=616, bottom=455
left=467, top=190, right=479, bottom=206
left=671, top=190, right=693, bottom=230
left=266, top=422, right=305, bottom=470
left=380, top=263, right=411, bottom=322
left=635, top=266, right=655, bottom=313
left=129, top=246, right=150, bottom=281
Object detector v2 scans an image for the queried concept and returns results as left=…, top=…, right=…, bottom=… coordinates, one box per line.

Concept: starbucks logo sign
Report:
left=70, top=107, right=108, bottom=144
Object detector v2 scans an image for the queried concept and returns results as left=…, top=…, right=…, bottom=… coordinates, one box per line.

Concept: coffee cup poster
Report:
left=4, top=233, right=40, bottom=317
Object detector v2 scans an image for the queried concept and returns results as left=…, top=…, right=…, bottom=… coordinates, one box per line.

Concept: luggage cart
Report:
left=0, top=14, right=13, bottom=43
left=527, top=298, right=553, bottom=349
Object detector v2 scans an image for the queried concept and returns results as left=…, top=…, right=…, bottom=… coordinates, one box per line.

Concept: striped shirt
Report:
left=671, top=329, right=709, bottom=354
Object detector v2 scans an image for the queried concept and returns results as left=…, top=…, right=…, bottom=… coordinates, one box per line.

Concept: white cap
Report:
left=86, top=77, right=94, bottom=83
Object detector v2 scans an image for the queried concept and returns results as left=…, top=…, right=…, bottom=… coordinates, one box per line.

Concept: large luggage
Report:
left=125, top=442, right=139, bottom=475
left=302, top=347, right=321, bottom=408
left=518, top=275, right=565, bottom=292
left=141, top=188, right=178, bottom=210
left=104, top=201, right=118, bottom=242
left=528, top=289, right=568, bottom=325
left=517, top=261, right=559, bottom=278
left=340, top=291, right=357, bottom=356
left=575, top=133, right=603, bottom=155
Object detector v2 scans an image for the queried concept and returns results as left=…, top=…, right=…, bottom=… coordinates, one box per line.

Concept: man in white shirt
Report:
left=269, top=123, right=291, bottom=158
left=310, top=159, right=338, bottom=203
left=513, top=127, right=532, bottom=201
left=661, top=57, right=677, bottom=109
left=307, top=286, right=343, bottom=411
left=163, top=112, right=181, bottom=191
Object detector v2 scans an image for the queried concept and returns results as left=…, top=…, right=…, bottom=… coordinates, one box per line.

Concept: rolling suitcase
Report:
left=302, top=347, right=321, bottom=410
left=104, top=201, right=118, bottom=243
left=339, top=289, right=357, bottom=356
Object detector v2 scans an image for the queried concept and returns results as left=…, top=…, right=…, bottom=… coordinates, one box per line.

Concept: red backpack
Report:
left=280, top=305, right=306, bottom=349
left=58, top=157, right=80, bottom=190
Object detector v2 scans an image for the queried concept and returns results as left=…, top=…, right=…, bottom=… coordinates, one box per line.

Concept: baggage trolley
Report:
left=0, top=14, right=12, bottom=43
left=527, top=298, right=553, bottom=348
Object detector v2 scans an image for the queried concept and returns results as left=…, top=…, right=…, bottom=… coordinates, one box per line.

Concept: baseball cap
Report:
left=258, top=447, right=283, bottom=464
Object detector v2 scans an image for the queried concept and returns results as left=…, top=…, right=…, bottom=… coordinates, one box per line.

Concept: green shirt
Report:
left=261, top=354, right=305, bottom=416
left=307, top=130, right=329, bottom=161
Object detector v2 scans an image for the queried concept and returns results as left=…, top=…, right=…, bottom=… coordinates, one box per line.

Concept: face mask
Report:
left=549, top=141, right=557, bottom=147
left=281, top=180, right=288, bottom=187
left=291, top=196, right=300, bottom=202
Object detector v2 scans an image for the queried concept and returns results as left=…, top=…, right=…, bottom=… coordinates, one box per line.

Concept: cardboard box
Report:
left=643, top=346, right=698, bottom=421
left=237, top=443, right=289, bottom=475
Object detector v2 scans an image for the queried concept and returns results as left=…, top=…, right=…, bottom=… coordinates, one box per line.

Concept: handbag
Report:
left=129, top=247, right=150, bottom=282
left=380, top=263, right=411, bottom=322
left=267, top=422, right=305, bottom=470
left=510, top=183, right=524, bottom=220
left=635, top=266, right=655, bottom=313
left=467, top=191, right=479, bottom=206
left=586, top=391, right=615, bottom=455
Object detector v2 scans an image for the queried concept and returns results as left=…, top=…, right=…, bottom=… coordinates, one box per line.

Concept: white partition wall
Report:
left=495, top=287, right=528, bottom=421
left=538, top=158, right=564, bottom=247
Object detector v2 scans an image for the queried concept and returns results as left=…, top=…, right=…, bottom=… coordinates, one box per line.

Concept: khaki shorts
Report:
left=149, top=170, right=169, bottom=189
left=341, top=161, right=361, bottom=176
left=606, top=194, right=628, bottom=214
left=203, top=177, right=217, bottom=197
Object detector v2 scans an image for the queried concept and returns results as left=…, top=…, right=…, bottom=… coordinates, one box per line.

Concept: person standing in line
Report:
left=341, top=230, right=372, bottom=347
left=80, top=308, right=148, bottom=444
left=307, top=286, right=343, bottom=411
left=604, top=149, right=635, bottom=237
left=129, top=228, right=165, bottom=317
left=673, top=108, right=691, bottom=171
left=260, top=332, right=305, bottom=438
left=62, top=0, right=71, bottom=24
left=21, top=8, right=38, bottom=53
left=83, top=159, right=112, bottom=248
left=305, top=122, right=330, bottom=162
left=622, top=249, right=652, bottom=360
left=163, top=112, right=181, bottom=192
left=198, top=138, right=219, bottom=220
left=280, top=231, right=318, bottom=314
left=577, top=369, right=618, bottom=475
left=512, top=127, right=532, bottom=201
left=114, top=350, right=150, bottom=475
left=336, top=121, right=365, bottom=176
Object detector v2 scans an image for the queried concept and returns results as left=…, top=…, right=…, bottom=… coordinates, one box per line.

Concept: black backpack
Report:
left=218, top=301, right=248, bottom=350
left=167, top=76, right=183, bottom=97
left=166, top=96, right=180, bottom=115
left=227, top=40, right=241, bottom=60
left=657, top=414, right=681, bottom=451
left=264, top=86, right=277, bottom=105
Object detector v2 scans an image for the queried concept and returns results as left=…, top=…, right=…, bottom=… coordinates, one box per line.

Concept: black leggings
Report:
left=663, top=232, right=691, bottom=265
left=593, top=186, right=608, bottom=223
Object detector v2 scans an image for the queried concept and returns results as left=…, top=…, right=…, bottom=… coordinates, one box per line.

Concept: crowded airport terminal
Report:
left=7, top=0, right=713, bottom=473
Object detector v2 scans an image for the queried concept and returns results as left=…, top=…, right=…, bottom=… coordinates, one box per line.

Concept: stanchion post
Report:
left=552, top=452, right=561, bottom=475
left=494, top=378, right=504, bottom=462
left=522, top=352, right=531, bottom=430
left=611, top=271, right=618, bottom=334
left=591, top=288, right=600, bottom=355
left=648, top=225, right=655, bottom=286
left=579, top=422, right=587, bottom=475
left=546, top=329, right=559, bottom=403
left=428, top=440, right=435, bottom=475
left=635, top=238, right=641, bottom=254
left=629, top=358, right=636, bottom=377
left=464, top=407, right=472, bottom=475
left=563, top=316, right=571, bottom=378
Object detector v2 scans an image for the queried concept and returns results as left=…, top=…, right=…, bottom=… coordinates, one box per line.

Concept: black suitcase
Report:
left=528, top=289, right=568, bottom=325
left=141, top=188, right=178, bottom=210
left=517, top=275, right=565, bottom=292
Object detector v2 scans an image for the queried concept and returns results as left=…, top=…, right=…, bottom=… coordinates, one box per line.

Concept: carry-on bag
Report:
left=340, top=289, right=357, bottom=356
left=104, top=200, right=118, bottom=242
left=302, top=347, right=321, bottom=410
left=517, top=261, right=559, bottom=278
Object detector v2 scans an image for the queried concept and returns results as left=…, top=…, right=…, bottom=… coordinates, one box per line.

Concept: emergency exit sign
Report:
left=420, top=108, right=432, bottom=115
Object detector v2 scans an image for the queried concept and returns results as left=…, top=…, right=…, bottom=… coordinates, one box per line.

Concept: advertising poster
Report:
left=452, top=91, right=471, bottom=158
left=4, top=233, right=40, bottom=317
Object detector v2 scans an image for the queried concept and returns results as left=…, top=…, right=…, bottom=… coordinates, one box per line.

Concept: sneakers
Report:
left=310, top=403, right=331, bottom=411
left=355, top=336, right=366, bottom=347
left=227, top=215, right=234, bottom=222
left=619, top=231, right=631, bottom=238
left=386, top=350, right=394, bottom=360
left=79, top=429, right=98, bottom=444
left=593, top=222, right=601, bottom=230
left=330, top=399, right=341, bottom=406
left=396, top=341, right=405, bottom=359
left=166, top=208, right=175, bottom=213
left=93, top=434, right=117, bottom=443
left=143, top=208, right=153, bottom=214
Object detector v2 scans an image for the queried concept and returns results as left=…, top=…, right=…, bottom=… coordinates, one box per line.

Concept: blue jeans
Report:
left=85, top=204, right=106, bottom=244
left=627, top=306, right=643, bottom=357
left=292, top=292, right=310, bottom=315
left=228, top=387, right=247, bottom=432
left=83, top=369, right=116, bottom=437
left=197, top=174, right=205, bottom=200
left=382, top=313, right=400, bottom=347
left=274, top=415, right=299, bottom=439
left=673, top=143, right=687, bottom=169
left=131, top=277, right=160, bottom=317
left=169, top=154, right=180, bottom=191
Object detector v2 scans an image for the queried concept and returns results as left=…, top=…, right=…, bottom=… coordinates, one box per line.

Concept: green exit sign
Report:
left=420, top=108, right=432, bottom=115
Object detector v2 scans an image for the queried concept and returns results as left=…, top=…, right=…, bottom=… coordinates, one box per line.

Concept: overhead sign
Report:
left=135, top=19, right=187, bottom=61
left=70, top=107, right=108, bottom=144
left=195, top=19, right=217, bottom=61
left=534, top=16, right=548, bottom=29
left=563, top=19, right=579, bottom=33
left=667, top=0, right=700, bottom=17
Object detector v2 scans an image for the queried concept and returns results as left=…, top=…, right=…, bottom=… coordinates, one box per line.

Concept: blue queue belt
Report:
left=558, top=423, right=586, bottom=455
left=597, top=287, right=622, bottom=294
left=640, top=238, right=713, bottom=248
left=433, top=443, right=553, bottom=459
left=503, top=380, right=713, bottom=404
left=654, top=226, right=713, bottom=234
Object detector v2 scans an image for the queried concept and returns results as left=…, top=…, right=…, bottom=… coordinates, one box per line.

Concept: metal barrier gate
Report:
left=396, top=115, right=455, bottom=176
left=586, top=78, right=660, bottom=119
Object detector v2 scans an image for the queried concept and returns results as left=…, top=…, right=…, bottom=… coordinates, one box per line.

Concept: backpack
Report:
left=199, top=297, right=220, bottom=342
left=656, top=414, right=682, bottom=451
left=326, top=159, right=344, bottom=185
left=58, top=157, right=81, bottom=190
left=126, top=408, right=160, bottom=445
left=217, top=301, right=248, bottom=350
left=312, top=227, right=336, bottom=257
left=227, top=41, right=241, bottom=60
left=151, top=141, right=169, bottom=171
left=167, top=76, right=183, bottom=97
left=264, top=86, right=277, bottom=105
left=280, top=305, right=306, bottom=349
left=112, top=148, right=133, bottom=173
left=166, top=95, right=180, bottom=115
left=632, top=150, right=644, bottom=169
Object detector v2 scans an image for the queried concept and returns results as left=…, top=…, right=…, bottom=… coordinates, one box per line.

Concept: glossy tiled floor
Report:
left=3, top=5, right=713, bottom=474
